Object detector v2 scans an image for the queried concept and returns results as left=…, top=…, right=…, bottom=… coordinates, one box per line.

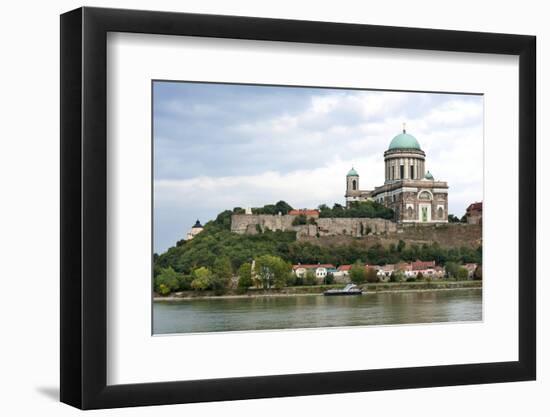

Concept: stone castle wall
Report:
left=230, top=214, right=397, bottom=238
left=230, top=214, right=481, bottom=249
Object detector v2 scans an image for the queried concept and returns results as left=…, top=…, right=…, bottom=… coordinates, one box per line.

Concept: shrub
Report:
left=325, top=272, right=335, bottom=285
left=457, top=267, right=469, bottom=281
left=157, top=283, right=171, bottom=296
left=390, top=270, right=405, bottom=283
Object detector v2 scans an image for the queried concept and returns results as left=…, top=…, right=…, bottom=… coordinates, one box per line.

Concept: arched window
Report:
left=407, top=206, right=413, bottom=218
left=352, top=180, right=357, bottom=190
left=438, top=207, right=444, bottom=219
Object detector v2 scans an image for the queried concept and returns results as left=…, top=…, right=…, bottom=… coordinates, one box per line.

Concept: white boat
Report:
left=324, top=283, right=363, bottom=296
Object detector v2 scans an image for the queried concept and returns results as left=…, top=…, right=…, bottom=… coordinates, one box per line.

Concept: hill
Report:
left=155, top=208, right=482, bottom=276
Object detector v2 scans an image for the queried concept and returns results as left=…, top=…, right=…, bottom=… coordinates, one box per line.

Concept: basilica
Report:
left=345, top=126, right=449, bottom=224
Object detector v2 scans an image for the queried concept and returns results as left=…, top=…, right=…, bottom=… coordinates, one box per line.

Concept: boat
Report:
left=324, top=283, right=363, bottom=296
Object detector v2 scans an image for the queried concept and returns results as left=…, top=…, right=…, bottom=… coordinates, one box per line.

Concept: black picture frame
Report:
left=60, top=6, right=536, bottom=410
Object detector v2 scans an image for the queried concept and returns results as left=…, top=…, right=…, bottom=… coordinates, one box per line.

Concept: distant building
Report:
left=292, top=263, right=335, bottom=280
left=466, top=202, right=483, bottom=225
left=334, top=265, right=352, bottom=281
left=407, top=260, right=443, bottom=279
left=288, top=209, right=320, bottom=218
left=345, top=124, right=449, bottom=224
left=186, top=219, right=204, bottom=240
left=464, top=263, right=478, bottom=279
left=374, top=264, right=395, bottom=282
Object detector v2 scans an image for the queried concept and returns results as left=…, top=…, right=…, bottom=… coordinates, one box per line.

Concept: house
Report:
left=292, top=263, right=336, bottom=280
left=464, top=263, right=478, bottom=279
left=336, top=264, right=352, bottom=276
left=375, top=264, right=395, bottom=281
left=406, top=260, right=442, bottom=279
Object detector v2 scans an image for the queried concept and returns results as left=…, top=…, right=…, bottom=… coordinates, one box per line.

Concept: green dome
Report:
left=347, top=167, right=359, bottom=177
left=424, top=171, right=434, bottom=180
left=388, top=131, right=421, bottom=150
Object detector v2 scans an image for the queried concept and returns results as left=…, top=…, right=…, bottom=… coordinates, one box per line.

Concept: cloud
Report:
left=153, top=82, right=483, bottom=252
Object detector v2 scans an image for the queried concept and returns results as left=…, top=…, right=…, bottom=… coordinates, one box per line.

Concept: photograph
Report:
left=152, top=81, right=484, bottom=334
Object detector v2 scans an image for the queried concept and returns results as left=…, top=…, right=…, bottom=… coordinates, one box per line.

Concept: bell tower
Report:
left=345, top=167, right=360, bottom=205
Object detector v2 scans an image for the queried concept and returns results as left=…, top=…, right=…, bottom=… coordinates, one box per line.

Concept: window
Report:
left=438, top=207, right=444, bottom=219
left=410, top=165, right=414, bottom=179
left=352, top=179, right=357, bottom=190
left=400, top=165, right=404, bottom=179
left=407, top=206, right=413, bottom=218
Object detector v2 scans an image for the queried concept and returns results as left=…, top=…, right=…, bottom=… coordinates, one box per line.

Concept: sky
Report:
left=153, top=81, right=483, bottom=253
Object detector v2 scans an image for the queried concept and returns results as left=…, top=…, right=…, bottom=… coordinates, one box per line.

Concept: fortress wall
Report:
left=231, top=214, right=396, bottom=238
left=231, top=214, right=295, bottom=234
left=231, top=214, right=481, bottom=249
left=316, top=218, right=397, bottom=236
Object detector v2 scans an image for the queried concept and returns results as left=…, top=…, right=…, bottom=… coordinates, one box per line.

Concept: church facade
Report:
left=345, top=127, right=449, bottom=224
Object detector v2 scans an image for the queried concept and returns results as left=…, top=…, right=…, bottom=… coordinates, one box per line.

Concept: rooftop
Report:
left=388, top=128, right=422, bottom=151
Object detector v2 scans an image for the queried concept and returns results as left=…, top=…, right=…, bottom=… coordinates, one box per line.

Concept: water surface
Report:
left=153, top=289, right=482, bottom=334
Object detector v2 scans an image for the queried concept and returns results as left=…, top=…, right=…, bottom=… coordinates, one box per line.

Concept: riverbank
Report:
left=154, top=280, right=482, bottom=301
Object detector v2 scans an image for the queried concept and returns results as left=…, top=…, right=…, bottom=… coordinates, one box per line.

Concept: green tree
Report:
left=275, top=200, right=293, bottom=215
left=255, top=255, right=291, bottom=289
left=212, top=256, right=232, bottom=281
left=448, top=214, right=460, bottom=223
left=350, top=261, right=366, bottom=284
left=191, top=267, right=212, bottom=291
left=397, top=240, right=406, bottom=252
left=325, top=272, right=335, bottom=285
left=304, top=270, right=317, bottom=286
left=177, top=274, right=194, bottom=291
left=237, top=262, right=253, bottom=289
left=154, top=267, right=180, bottom=294
left=445, top=261, right=461, bottom=280
left=292, top=214, right=307, bottom=225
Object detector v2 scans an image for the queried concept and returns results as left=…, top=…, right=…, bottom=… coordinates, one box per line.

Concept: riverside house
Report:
left=292, top=264, right=336, bottom=281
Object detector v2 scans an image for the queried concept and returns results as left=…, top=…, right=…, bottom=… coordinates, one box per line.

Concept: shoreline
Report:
left=154, top=282, right=482, bottom=301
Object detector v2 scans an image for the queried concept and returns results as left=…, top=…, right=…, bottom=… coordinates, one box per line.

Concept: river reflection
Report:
left=153, top=289, right=482, bottom=334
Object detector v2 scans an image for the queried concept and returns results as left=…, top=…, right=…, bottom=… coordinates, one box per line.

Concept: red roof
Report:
left=337, top=264, right=375, bottom=271
left=337, top=265, right=352, bottom=271
left=288, top=209, right=320, bottom=216
left=411, top=260, right=436, bottom=271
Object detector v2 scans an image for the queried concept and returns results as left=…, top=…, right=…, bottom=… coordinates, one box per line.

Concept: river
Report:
left=153, top=288, right=482, bottom=334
